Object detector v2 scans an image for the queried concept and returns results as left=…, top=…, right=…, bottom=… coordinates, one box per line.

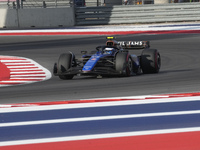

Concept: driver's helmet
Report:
left=103, top=47, right=114, bottom=54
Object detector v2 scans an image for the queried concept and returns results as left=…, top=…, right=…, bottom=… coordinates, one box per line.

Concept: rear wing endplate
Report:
left=118, top=41, right=150, bottom=49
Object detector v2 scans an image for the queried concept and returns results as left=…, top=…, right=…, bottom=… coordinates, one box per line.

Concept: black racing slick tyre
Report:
left=57, top=53, right=74, bottom=80
left=115, top=52, right=132, bottom=77
left=141, top=49, right=161, bottom=74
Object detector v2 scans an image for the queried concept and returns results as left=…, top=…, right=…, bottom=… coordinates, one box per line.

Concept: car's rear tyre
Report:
left=57, top=53, right=74, bottom=80
left=115, top=52, right=132, bottom=77
left=141, top=49, right=161, bottom=74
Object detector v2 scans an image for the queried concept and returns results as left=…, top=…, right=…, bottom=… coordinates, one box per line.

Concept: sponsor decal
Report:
left=118, top=41, right=143, bottom=46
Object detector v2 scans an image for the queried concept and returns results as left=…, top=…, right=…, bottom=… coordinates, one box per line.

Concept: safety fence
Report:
left=21, top=0, right=71, bottom=8
left=0, top=0, right=101, bottom=9
left=1, top=0, right=200, bottom=28
left=75, top=2, right=200, bottom=25
left=1, top=0, right=199, bottom=9
left=0, top=0, right=72, bottom=9
left=0, top=0, right=14, bottom=8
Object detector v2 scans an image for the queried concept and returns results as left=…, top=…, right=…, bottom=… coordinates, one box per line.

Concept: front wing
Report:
left=54, top=66, right=122, bottom=76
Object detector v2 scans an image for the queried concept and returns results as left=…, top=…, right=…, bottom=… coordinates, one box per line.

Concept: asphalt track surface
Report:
left=0, top=34, right=200, bottom=104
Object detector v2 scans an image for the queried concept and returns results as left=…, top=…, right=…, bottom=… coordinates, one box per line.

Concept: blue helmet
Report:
left=104, top=48, right=114, bottom=54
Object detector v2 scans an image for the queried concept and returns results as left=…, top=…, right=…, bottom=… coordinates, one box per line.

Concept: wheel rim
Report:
left=157, top=54, right=161, bottom=69
left=126, top=57, right=132, bottom=76
left=156, top=53, right=161, bottom=71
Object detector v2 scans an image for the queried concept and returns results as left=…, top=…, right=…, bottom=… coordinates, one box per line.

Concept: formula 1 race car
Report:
left=53, top=37, right=161, bottom=79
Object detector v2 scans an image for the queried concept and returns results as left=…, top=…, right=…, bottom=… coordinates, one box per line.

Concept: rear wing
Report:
left=118, top=41, right=150, bottom=49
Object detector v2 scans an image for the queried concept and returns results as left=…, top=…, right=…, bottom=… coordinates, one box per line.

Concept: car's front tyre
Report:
left=115, top=52, right=132, bottom=77
left=57, top=53, right=74, bottom=80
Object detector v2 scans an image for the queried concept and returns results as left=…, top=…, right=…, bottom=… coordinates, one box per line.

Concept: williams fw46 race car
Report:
left=53, top=37, right=161, bottom=80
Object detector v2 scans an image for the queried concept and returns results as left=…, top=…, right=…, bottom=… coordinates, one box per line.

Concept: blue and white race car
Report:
left=53, top=37, right=161, bottom=79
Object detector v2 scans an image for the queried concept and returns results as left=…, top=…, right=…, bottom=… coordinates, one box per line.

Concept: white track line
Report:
left=3, top=63, right=33, bottom=65
left=1, top=110, right=200, bottom=127
left=0, top=23, right=200, bottom=34
left=7, top=66, right=38, bottom=68
left=0, top=96, right=200, bottom=113
left=0, top=81, right=34, bottom=83
left=9, top=78, right=45, bottom=80
left=0, top=127, right=200, bottom=146
left=10, top=69, right=41, bottom=71
left=11, top=74, right=45, bottom=77
left=1, top=60, right=28, bottom=62
left=10, top=71, right=45, bottom=74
